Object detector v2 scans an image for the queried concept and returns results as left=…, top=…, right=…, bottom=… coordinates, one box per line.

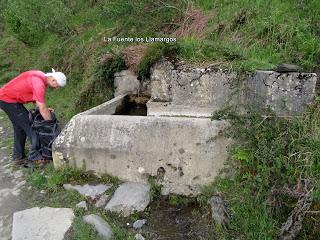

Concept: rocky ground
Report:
left=0, top=113, right=29, bottom=239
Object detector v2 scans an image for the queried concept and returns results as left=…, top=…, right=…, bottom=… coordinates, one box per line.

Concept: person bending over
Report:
left=0, top=68, right=67, bottom=165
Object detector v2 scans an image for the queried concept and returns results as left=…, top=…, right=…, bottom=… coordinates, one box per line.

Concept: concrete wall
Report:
left=149, top=58, right=317, bottom=116
left=246, top=71, right=317, bottom=116
left=53, top=114, right=231, bottom=196
left=149, top=59, right=239, bottom=117
left=114, top=70, right=140, bottom=97
left=79, top=94, right=126, bottom=116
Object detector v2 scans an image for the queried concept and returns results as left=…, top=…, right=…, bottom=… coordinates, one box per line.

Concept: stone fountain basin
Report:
left=52, top=94, right=231, bottom=196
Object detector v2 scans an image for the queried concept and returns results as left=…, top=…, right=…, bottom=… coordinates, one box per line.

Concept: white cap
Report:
left=44, top=68, right=67, bottom=87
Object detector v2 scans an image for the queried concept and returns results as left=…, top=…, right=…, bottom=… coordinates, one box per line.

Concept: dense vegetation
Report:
left=0, top=0, right=319, bottom=239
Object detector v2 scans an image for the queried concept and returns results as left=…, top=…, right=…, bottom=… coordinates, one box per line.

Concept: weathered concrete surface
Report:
left=150, top=59, right=317, bottom=116
left=150, top=59, right=174, bottom=102
left=83, top=214, right=114, bottom=240
left=79, top=94, right=127, bottom=116
left=149, top=58, right=238, bottom=116
left=53, top=114, right=231, bottom=196
left=246, top=71, right=317, bottom=116
left=105, top=182, right=150, bottom=217
left=114, top=70, right=140, bottom=97
left=147, top=101, right=215, bottom=118
left=12, top=207, right=74, bottom=240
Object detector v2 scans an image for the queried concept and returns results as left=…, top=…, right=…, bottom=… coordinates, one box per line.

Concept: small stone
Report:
left=133, top=219, right=146, bottom=229
left=13, top=170, right=23, bottom=179
left=208, top=196, right=229, bottom=227
left=40, top=190, right=46, bottom=194
left=95, top=194, right=109, bottom=208
left=135, top=233, right=145, bottom=240
left=105, top=182, right=150, bottom=217
left=76, top=201, right=88, bottom=210
left=83, top=214, right=113, bottom=240
left=63, top=184, right=112, bottom=199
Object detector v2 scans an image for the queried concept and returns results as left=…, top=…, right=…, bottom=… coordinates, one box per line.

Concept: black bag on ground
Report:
left=28, top=109, right=61, bottom=161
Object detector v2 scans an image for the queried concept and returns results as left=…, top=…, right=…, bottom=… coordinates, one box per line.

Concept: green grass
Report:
left=181, top=0, right=320, bottom=72
left=66, top=217, right=105, bottom=240
left=200, top=100, right=320, bottom=239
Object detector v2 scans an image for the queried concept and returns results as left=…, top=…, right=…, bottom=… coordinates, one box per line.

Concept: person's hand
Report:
left=48, top=108, right=54, bottom=112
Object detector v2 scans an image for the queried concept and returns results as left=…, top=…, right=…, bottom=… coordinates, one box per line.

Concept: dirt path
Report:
left=0, top=112, right=30, bottom=240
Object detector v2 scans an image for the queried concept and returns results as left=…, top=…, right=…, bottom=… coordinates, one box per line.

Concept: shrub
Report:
left=74, top=53, right=126, bottom=112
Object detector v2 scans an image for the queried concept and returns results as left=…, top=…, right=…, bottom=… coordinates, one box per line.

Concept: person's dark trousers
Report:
left=0, top=100, right=42, bottom=161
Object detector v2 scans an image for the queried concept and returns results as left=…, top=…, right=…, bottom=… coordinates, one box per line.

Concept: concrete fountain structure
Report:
left=53, top=58, right=317, bottom=196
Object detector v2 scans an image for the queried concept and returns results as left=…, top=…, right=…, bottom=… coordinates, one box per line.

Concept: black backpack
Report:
left=28, top=109, right=61, bottom=160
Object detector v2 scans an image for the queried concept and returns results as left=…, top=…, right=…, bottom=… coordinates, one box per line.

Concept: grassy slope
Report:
left=1, top=1, right=320, bottom=120
left=0, top=1, right=319, bottom=239
left=187, top=0, right=320, bottom=71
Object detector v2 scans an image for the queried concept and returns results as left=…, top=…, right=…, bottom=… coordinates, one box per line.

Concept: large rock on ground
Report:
left=83, top=214, right=113, bottom=240
left=105, top=182, right=150, bottom=217
left=12, top=207, right=74, bottom=240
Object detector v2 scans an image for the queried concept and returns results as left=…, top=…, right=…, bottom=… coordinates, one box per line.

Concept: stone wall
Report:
left=149, top=58, right=317, bottom=116
left=246, top=71, right=317, bottom=116
left=148, top=59, right=239, bottom=117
